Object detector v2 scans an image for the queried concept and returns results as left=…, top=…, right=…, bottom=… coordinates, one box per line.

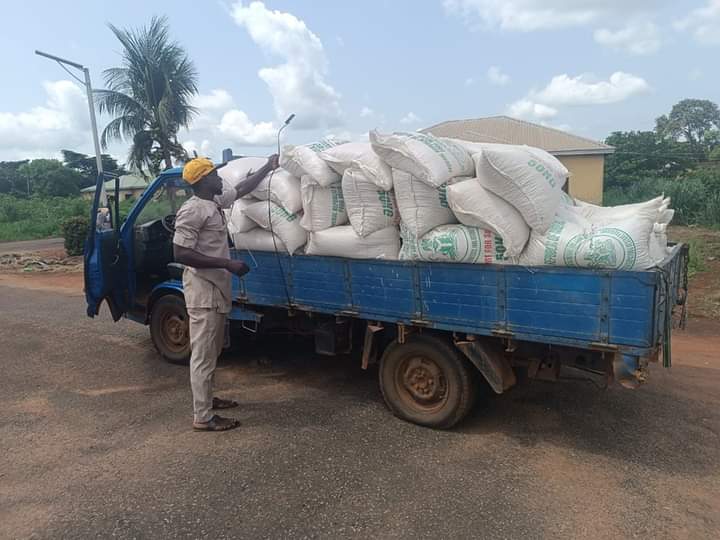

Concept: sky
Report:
left=0, top=0, right=718, bottom=164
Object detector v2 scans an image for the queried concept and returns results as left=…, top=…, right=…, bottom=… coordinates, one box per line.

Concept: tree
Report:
left=655, top=99, right=720, bottom=158
left=17, top=159, right=83, bottom=197
left=0, top=160, right=29, bottom=195
left=61, top=150, right=126, bottom=188
left=604, top=131, right=694, bottom=189
left=96, top=16, right=198, bottom=176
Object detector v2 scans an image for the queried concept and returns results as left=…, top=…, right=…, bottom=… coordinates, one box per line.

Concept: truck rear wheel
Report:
left=379, top=334, right=476, bottom=429
left=150, top=295, right=190, bottom=365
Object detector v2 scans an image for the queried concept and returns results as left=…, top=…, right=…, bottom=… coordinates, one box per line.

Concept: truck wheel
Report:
left=379, top=334, right=476, bottom=429
left=150, top=295, right=190, bottom=365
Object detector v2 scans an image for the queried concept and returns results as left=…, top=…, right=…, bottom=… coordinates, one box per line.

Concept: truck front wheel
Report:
left=150, top=295, right=190, bottom=365
left=379, top=334, right=476, bottom=429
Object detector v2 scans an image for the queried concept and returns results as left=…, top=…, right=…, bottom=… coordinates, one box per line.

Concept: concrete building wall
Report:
left=557, top=155, right=605, bottom=204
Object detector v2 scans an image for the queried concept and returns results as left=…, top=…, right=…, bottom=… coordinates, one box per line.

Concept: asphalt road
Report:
left=1, top=282, right=719, bottom=539
left=0, top=237, right=64, bottom=255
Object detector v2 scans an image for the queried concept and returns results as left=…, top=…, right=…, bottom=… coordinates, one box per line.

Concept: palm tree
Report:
left=96, top=16, right=198, bottom=175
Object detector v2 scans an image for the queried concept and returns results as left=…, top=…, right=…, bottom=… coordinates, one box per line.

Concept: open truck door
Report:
left=84, top=174, right=129, bottom=321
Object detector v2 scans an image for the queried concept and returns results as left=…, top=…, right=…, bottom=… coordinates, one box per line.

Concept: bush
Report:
left=602, top=170, right=720, bottom=227
left=0, top=195, right=91, bottom=242
left=60, top=215, right=90, bottom=256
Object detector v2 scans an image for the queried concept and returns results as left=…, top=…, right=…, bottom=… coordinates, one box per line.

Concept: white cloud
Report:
left=689, top=68, right=704, bottom=81
left=533, top=72, right=650, bottom=106
left=675, top=0, right=720, bottom=45
left=507, top=71, right=649, bottom=122
left=178, top=89, right=277, bottom=154
left=400, top=112, right=421, bottom=125
left=218, top=109, right=276, bottom=146
left=360, top=106, right=374, bottom=117
left=442, top=0, right=661, bottom=31
left=464, top=77, right=476, bottom=86
left=0, top=80, right=91, bottom=160
left=593, top=22, right=660, bottom=55
left=487, top=66, right=510, bottom=86
left=193, top=89, right=235, bottom=111
left=231, top=1, right=343, bottom=129
left=507, top=99, right=558, bottom=120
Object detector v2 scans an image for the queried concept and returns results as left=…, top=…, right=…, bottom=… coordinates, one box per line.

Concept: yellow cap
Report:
left=182, top=157, right=216, bottom=184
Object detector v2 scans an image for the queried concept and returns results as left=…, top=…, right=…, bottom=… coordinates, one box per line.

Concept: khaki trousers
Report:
left=188, top=308, right=226, bottom=423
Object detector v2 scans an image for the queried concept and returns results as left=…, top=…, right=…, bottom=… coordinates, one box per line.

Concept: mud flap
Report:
left=455, top=339, right=516, bottom=394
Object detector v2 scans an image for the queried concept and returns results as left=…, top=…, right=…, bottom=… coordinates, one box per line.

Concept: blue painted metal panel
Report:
left=506, top=267, right=603, bottom=341
left=290, top=255, right=351, bottom=311
left=348, top=261, right=416, bottom=319
left=220, top=246, right=686, bottom=356
left=418, top=264, right=500, bottom=328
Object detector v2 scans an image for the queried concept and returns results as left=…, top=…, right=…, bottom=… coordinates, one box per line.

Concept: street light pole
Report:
left=35, top=49, right=106, bottom=205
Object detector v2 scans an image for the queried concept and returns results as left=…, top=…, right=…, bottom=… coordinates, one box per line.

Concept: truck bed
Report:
left=230, top=244, right=688, bottom=358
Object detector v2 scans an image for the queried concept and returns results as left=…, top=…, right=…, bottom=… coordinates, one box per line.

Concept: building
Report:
left=421, top=116, right=614, bottom=204
left=80, top=175, right=149, bottom=201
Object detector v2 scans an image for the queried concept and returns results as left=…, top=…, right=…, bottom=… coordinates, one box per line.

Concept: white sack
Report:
left=473, top=144, right=568, bottom=233
left=244, top=200, right=307, bottom=255
left=280, top=139, right=346, bottom=186
left=319, top=142, right=393, bottom=190
left=649, top=223, right=669, bottom=264
left=231, top=229, right=287, bottom=253
left=393, top=169, right=459, bottom=238
left=447, top=179, right=530, bottom=257
left=299, top=175, right=348, bottom=232
left=225, top=197, right=258, bottom=234
left=519, top=211, right=656, bottom=270
left=370, top=130, right=474, bottom=187
left=251, top=169, right=302, bottom=214
left=305, top=226, right=400, bottom=260
left=400, top=224, right=509, bottom=264
left=575, top=196, right=666, bottom=223
left=217, top=157, right=268, bottom=186
left=342, top=168, right=399, bottom=237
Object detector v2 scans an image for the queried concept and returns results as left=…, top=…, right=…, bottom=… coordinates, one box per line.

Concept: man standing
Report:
left=173, top=155, right=279, bottom=431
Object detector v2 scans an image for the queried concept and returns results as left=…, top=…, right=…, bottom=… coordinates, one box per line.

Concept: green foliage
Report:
left=655, top=98, right=720, bottom=158
left=61, top=150, right=126, bottom=188
left=96, top=16, right=197, bottom=176
left=604, top=131, right=695, bottom=189
left=603, top=168, right=720, bottom=227
left=0, top=195, right=90, bottom=242
left=17, top=159, right=83, bottom=197
left=687, top=239, right=706, bottom=278
left=0, top=160, right=30, bottom=195
left=60, top=215, right=90, bottom=256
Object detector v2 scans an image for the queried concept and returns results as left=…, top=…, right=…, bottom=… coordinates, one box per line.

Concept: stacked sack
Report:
left=221, top=130, right=674, bottom=271
left=301, top=140, right=401, bottom=260
left=218, top=157, right=307, bottom=255
left=370, top=131, right=509, bottom=263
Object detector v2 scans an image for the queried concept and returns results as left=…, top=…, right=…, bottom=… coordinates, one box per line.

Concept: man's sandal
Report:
left=212, top=397, right=239, bottom=410
left=193, top=415, right=241, bottom=431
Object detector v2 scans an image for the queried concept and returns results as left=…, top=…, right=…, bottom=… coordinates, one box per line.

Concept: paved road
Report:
left=0, top=237, right=64, bottom=254
left=1, top=283, right=719, bottom=539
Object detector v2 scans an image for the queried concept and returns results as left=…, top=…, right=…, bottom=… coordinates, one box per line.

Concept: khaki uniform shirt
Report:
left=173, top=189, right=236, bottom=313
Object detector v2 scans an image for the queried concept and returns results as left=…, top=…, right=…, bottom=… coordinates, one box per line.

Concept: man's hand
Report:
left=267, top=153, right=279, bottom=170
left=225, top=259, right=250, bottom=277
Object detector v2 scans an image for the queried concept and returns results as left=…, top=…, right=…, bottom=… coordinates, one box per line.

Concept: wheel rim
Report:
left=161, top=310, right=188, bottom=354
left=394, top=355, right=449, bottom=413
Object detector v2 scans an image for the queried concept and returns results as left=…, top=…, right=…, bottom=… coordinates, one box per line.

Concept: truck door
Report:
left=84, top=175, right=130, bottom=321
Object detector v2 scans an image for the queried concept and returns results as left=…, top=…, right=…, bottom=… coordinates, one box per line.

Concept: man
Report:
left=173, top=154, right=279, bottom=431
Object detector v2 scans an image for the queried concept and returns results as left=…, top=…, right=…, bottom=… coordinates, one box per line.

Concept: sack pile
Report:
left=222, top=131, right=673, bottom=270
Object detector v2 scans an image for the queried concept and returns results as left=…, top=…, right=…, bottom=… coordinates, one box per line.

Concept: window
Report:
left=135, top=185, right=192, bottom=226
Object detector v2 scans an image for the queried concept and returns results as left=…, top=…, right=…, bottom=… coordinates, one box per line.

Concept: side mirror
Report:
left=167, top=262, right=185, bottom=281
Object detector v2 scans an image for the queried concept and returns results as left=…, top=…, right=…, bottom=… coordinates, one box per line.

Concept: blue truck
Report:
left=84, top=167, right=689, bottom=429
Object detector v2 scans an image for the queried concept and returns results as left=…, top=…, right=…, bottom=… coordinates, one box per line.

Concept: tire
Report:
left=379, top=334, right=477, bottom=429
left=150, top=294, right=191, bottom=365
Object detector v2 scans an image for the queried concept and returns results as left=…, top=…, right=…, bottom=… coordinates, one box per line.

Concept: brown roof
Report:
left=421, top=115, right=614, bottom=156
